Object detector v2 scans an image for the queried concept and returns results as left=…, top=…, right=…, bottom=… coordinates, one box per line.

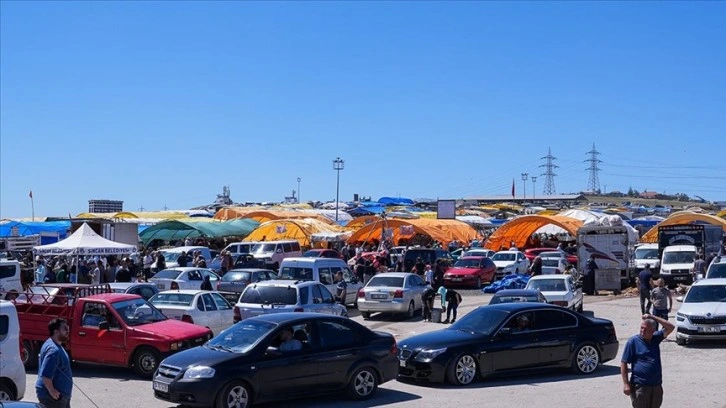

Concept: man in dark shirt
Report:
left=584, top=254, right=598, bottom=295
left=177, top=251, right=190, bottom=268
left=638, top=264, right=654, bottom=315
left=621, top=313, right=674, bottom=408
left=691, top=254, right=706, bottom=280
left=421, top=287, right=436, bottom=322
left=414, top=257, right=425, bottom=276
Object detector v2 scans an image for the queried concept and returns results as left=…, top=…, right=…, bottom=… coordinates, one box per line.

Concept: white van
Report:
left=0, top=260, right=23, bottom=300
left=660, top=245, right=697, bottom=287
left=0, top=300, right=26, bottom=401
left=250, top=240, right=302, bottom=270
left=278, top=257, right=362, bottom=306
left=222, top=242, right=259, bottom=256
left=160, top=246, right=212, bottom=268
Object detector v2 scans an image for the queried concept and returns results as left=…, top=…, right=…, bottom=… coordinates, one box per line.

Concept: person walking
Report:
left=620, top=313, right=674, bottom=408
left=421, top=287, right=436, bottom=322
left=638, top=264, right=654, bottom=315
left=36, top=318, right=73, bottom=408
left=200, top=275, right=213, bottom=291
left=691, top=254, right=706, bottom=281
left=584, top=254, right=598, bottom=296
left=442, top=288, right=462, bottom=324
left=649, top=278, right=672, bottom=329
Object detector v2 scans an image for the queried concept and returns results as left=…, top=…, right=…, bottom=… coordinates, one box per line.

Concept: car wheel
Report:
left=475, top=278, right=482, bottom=289
left=572, top=344, right=600, bottom=374
left=576, top=302, right=583, bottom=313
left=405, top=301, right=415, bottom=320
left=0, top=382, right=15, bottom=401
left=216, top=380, right=252, bottom=408
left=346, top=366, right=378, bottom=400
left=21, top=340, right=38, bottom=370
left=676, top=335, right=687, bottom=346
left=446, top=354, right=478, bottom=386
left=132, top=347, right=161, bottom=378
left=361, top=312, right=371, bottom=320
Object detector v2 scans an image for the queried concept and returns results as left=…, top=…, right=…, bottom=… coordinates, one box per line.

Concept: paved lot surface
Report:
left=20, top=291, right=726, bottom=408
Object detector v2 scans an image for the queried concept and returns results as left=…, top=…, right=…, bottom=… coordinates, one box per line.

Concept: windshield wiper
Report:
left=208, top=344, right=234, bottom=352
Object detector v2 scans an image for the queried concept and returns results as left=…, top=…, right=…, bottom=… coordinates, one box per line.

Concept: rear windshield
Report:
left=367, top=277, right=405, bottom=287
left=239, top=286, right=297, bottom=305
left=152, top=270, right=182, bottom=280
left=222, top=272, right=252, bottom=282
left=454, top=259, right=481, bottom=268
left=707, top=264, right=726, bottom=278
left=490, top=295, right=539, bottom=304
left=527, top=279, right=567, bottom=292
left=492, top=253, right=516, bottom=261
left=278, top=267, right=314, bottom=280
left=150, top=293, right=194, bottom=306
left=542, top=259, right=560, bottom=267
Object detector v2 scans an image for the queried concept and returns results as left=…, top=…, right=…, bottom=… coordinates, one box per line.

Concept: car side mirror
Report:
left=266, top=346, right=282, bottom=357
left=498, top=327, right=512, bottom=336
left=99, top=321, right=109, bottom=331
left=676, top=296, right=684, bottom=303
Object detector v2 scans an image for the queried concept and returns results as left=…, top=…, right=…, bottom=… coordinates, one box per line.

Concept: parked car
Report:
left=525, top=275, right=583, bottom=312
left=491, top=251, right=529, bottom=279
left=356, top=273, right=429, bottom=320
left=302, top=249, right=344, bottom=259
left=539, top=251, right=569, bottom=275
left=462, top=249, right=496, bottom=259
left=632, top=243, right=661, bottom=274
left=397, top=303, right=618, bottom=385
left=222, top=242, right=260, bottom=257
left=107, top=282, right=160, bottom=300
left=403, top=248, right=453, bottom=272
left=149, top=290, right=234, bottom=336
left=278, top=258, right=362, bottom=306
left=705, top=256, right=726, bottom=279
left=152, top=313, right=399, bottom=408
left=250, top=240, right=303, bottom=270
left=233, top=280, right=347, bottom=323
left=443, top=257, right=497, bottom=289
left=233, top=254, right=266, bottom=269
left=0, top=259, right=23, bottom=300
left=675, top=278, right=726, bottom=345
left=216, top=268, right=277, bottom=294
left=150, top=268, right=220, bottom=291
left=0, top=300, right=25, bottom=401
left=489, top=289, right=547, bottom=305
left=524, top=247, right=578, bottom=266
left=160, top=246, right=212, bottom=269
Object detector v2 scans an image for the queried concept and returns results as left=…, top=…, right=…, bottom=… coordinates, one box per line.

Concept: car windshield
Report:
left=542, top=259, right=560, bottom=267
left=635, top=248, right=659, bottom=260
left=490, top=295, right=539, bottom=304
left=707, top=264, right=726, bottom=278
left=278, top=267, right=313, bottom=280
left=684, top=285, right=726, bottom=303
left=252, top=244, right=276, bottom=253
left=464, top=251, right=489, bottom=257
left=208, top=320, right=276, bottom=353
left=367, top=276, right=405, bottom=287
left=540, top=252, right=562, bottom=258
left=492, top=253, right=515, bottom=261
left=112, top=298, right=167, bottom=326
left=454, top=259, right=482, bottom=268
left=239, top=286, right=297, bottom=305
left=161, top=252, right=182, bottom=262
left=302, top=250, right=322, bottom=257
left=527, top=279, right=567, bottom=292
left=222, top=272, right=252, bottom=282
left=152, top=269, right=182, bottom=280
left=450, top=308, right=509, bottom=335
left=149, top=293, right=194, bottom=306
left=663, top=251, right=695, bottom=264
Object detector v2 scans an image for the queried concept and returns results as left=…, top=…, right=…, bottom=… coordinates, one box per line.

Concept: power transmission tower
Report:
left=539, top=147, right=558, bottom=195
left=585, top=143, right=602, bottom=193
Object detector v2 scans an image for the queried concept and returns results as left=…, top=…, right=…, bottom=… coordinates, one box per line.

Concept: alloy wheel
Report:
left=354, top=370, right=376, bottom=397
left=455, top=355, right=477, bottom=385
left=225, top=384, right=249, bottom=408
left=576, top=345, right=599, bottom=373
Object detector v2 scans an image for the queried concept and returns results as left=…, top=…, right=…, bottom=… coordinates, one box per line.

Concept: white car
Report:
left=356, top=273, right=430, bottom=320
left=675, top=278, right=726, bottom=346
left=705, top=256, right=726, bottom=279
left=525, top=274, right=583, bottom=312
left=462, top=249, right=496, bottom=258
left=539, top=251, right=569, bottom=275
left=0, top=300, right=26, bottom=401
left=149, top=290, right=234, bottom=336
left=233, top=280, right=347, bottom=322
left=633, top=243, right=660, bottom=273
left=491, top=251, right=530, bottom=279
left=150, top=267, right=220, bottom=291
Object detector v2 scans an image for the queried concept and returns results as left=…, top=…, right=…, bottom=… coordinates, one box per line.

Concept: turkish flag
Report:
left=29, top=190, right=33, bottom=199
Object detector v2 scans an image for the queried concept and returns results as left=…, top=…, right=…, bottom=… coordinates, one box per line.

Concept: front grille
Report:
left=671, top=269, right=690, bottom=275
left=156, top=364, right=182, bottom=380
left=689, top=316, right=726, bottom=325
left=497, top=267, right=504, bottom=271
left=399, top=349, right=413, bottom=359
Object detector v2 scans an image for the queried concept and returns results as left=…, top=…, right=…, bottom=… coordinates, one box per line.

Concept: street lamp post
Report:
left=297, top=177, right=302, bottom=204
left=333, top=157, right=345, bottom=222
left=520, top=173, right=528, bottom=203
left=531, top=176, right=537, bottom=203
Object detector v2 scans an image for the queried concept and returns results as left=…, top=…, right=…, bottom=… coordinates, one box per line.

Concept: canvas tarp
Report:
left=483, top=215, right=584, bottom=250
left=639, top=212, right=726, bottom=243
left=75, top=211, right=189, bottom=220
left=347, top=219, right=479, bottom=247
left=34, top=223, right=137, bottom=255
left=139, top=219, right=260, bottom=244
left=0, top=221, right=71, bottom=238
left=239, top=211, right=333, bottom=225
left=213, top=207, right=265, bottom=221
left=243, top=219, right=343, bottom=247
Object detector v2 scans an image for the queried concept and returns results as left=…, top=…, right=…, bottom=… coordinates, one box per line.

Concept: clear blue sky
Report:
left=2, top=2, right=724, bottom=218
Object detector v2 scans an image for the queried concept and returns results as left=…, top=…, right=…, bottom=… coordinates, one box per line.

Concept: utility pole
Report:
left=585, top=143, right=602, bottom=193
left=333, top=157, right=345, bottom=222
left=297, top=177, right=302, bottom=203
left=521, top=173, right=528, bottom=203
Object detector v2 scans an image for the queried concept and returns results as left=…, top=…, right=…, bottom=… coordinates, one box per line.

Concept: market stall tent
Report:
left=347, top=219, right=478, bottom=247
left=345, top=216, right=382, bottom=230
left=33, top=223, right=137, bottom=255
left=639, top=212, right=726, bottom=243
left=139, top=219, right=260, bottom=244
left=483, top=215, right=584, bottom=250
left=240, top=211, right=333, bottom=225
left=243, top=218, right=342, bottom=247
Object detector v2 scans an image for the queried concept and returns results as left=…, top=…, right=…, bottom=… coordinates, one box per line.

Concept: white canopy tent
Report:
left=33, top=223, right=137, bottom=256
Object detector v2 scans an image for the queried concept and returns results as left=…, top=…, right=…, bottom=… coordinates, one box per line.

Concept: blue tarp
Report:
left=0, top=221, right=71, bottom=238
left=348, top=206, right=386, bottom=216
left=378, top=197, right=415, bottom=206
left=482, top=274, right=531, bottom=293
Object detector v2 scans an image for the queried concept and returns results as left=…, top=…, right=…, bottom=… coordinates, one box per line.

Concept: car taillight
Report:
left=233, top=306, right=241, bottom=322
left=390, top=342, right=398, bottom=356
left=294, top=307, right=304, bottom=312
left=216, top=282, right=221, bottom=290
left=357, top=288, right=365, bottom=298
left=552, top=301, right=568, bottom=307
left=171, top=281, right=179, bottom=290
left=394, top=290, right=403, bottom=298
left=181, top=314, right=194, bottom=324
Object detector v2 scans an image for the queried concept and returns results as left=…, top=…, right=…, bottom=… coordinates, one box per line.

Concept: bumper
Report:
left=153, top=378, right=222, bottom=407
left=676, top=326, right=726, bottom=341
left=600, top=341, right=619, bottom=363
left=357, top=299, right=409, bottom=313
left=397, top=358, right=447, bottom=383
left=661, top=274, right=692, bottom=286
left=443, top=276, right=479, bottom=287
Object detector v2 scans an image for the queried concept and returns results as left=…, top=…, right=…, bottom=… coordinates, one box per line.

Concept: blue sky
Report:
left=1, top=2, right=724, bottom=218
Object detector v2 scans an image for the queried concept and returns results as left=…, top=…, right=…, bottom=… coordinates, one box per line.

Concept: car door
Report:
left=72, top=301, right=127, bottom=365
left=210, top=292, right=234, bottom=334
left=199, top=293, right=219, bottom=332
left=407, top=274, right=426, bottom=309
left=257, top=322, right=320, bottom=397
left=318, top=284, right=338, bottom=315
left=489, top=311, right=541, bottom=372
left=309, top=284, right=331, bottom=314
left=308, top=320, right=363, bottom=390
left=532, top=309, right=579, bottom=366
left=184, top=270, right=202, bottom=289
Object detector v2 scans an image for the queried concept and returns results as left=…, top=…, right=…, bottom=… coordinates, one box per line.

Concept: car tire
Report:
left=446, top=353, right=478, bottom=386
left=576, top=302, right=583, bottom=313
left=675, top=335, right=687, bottom=346
left=405, top=301, right=415, bottom=320
left=132, top=347, right=161, bottom=378
left=216, top=380, right=252, bottom=408
left=21, top=339, right=38, bottom=370
left=475, top=278, right=482, bottom=289
left=346, top=366, right=378, bottom=400
left=0, top=382, right=15, bottom=401
left=572, top=343, right=600, bottom=374
left=361, top=311, right=371, bottom=319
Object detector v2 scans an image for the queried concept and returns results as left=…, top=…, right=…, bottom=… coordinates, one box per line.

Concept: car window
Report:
left=151, top=293, right=194, bottom=306
left=202, top=294, right=217, bottom=311
left=315, top=321, right=358, bottom=349
left=319, top=268, right=333, bottom=285
left=283, top=243, right=293, bottom=253
left=240, top=286, right=297, bottom=305
left=81, top=302, right=110, bottom=327
left=533, top=310, right=577, bottom=330
left=196, top=297, right=205, bottom=311
left=319, top=284, right=334, bottom=303
left=0, top=315, right=8, bottom=342
left=412, top=275, right=425, bottom=286
left=311, top=285, right=324, bottom=304
left=211, top=292, right=231, bottom=310
left=292, top=242, right=301, bottom=251
left=187, top=271, right=202, bottom=281
left=0, top=265, right=17, bottom=279
left=298, top=286, right=309, bottom=305
left=204, top=271, right=218, bottom=282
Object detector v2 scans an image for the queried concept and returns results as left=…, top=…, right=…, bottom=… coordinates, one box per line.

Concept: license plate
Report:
left=674, top=276, right=687, bottom=281
left=698, top=326, right=720, bottom=333
left=452, top=278, right=462, bottom=282
left=371, top=294, right=387, bottom=299
left=399, top=360, right=406, bottom=367
left=153, top=381, right=169, bottom=392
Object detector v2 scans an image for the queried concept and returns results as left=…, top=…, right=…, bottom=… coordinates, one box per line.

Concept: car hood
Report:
left=445, top=267, right=480, bottom=275
left=160, top=344, right=250, bottom=369
left=132, top=319, right=211, bottom=340
left=493, top=261, right=515, bottom=268
left=678, top=302, right=726, bottom=316
left=399, top=328, right=482, bottom=351
left=662, top=263, right=693, bottom=270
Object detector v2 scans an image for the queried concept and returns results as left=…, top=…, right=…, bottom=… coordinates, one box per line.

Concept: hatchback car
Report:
left=150, top=268, right=220, bottom=291
left=461, top=249, right=496, bottom=259
left=233, top=280, right=347, bottom=322
left=215, top=269, right=277, bottom=294
left=705, top=256, right=726, bottom=279
left=149, top=290, right=235, bottom=336
left=356, top=273, right=429, bottom=320
left=397, top=303, right=618, bottom=385
left=443, top=256, right=496, bottom=288
left=152, top=313, right=399, bottom=408
left=525, top=275, right=583, bottom=312
left=107, top=282, right=160, bottom=300
left=675, top=278, right=726, bottom=345
left=491, top=251, right=529, bottom=278
left=489, top=289, right=547, bottom=305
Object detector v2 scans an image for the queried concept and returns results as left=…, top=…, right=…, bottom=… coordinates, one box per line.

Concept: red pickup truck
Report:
left=12, top=284, right=213, bottom=378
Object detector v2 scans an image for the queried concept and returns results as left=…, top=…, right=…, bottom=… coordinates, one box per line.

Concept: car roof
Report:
left=162, top=246, right=208, bottom=253
left=528, top=275, right=569, bottom=281
left=248, top=279, right=317, bottom=288
left=540, top=252, right=563, bottom=257
left=157, top=267, right=212, bottom=272
left=107, top=282, right=155, bottom=289
left=157, top=289, right=210, bottom=295
left=250, top=312, right=350, bottom=325
left=227, top=268, right=273, bottom=273
left=458, top=256, right=485, bottom=260
left=663, top=245, right=697, bottom=251
left=493, top=289, right=541, bottom=296
left=85, top=293, right=141, bottom=302
left=494, top=251, right=520, bottom=255
left=369, top=272, right=417, bottom=278
left=692, top=278, right=726, bottom=286
left=281, top=257, right=346, bottom=264
left=480, top=302, right=563, bottom=312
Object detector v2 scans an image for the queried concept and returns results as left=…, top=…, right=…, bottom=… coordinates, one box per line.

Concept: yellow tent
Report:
left=717, top=210, right=726, bottom=219
left=241, top=211, right=333, bottom=225
left=483, top=215, right=584, bottom=250
left=347, top=219, right=478, bottom=247
left=345, top=216, right=382, bottom=230
left=640, top=212, right=726, bottom=243
left=243, top=218, right=342, bottom=247
left=213, top=207, right=264, bottom=221
left=75, top=211, right=189, bottom=220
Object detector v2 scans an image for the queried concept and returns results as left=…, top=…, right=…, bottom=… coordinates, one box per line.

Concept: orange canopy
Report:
left=483, top=215, right=584, bottom=250
left=243, top=218, right=342, bottom=247
left=213, top=207, right=264, bottom=221
left=242, top=211, right=333, bottom=225
left=347, top=218, right=478, bottom=247
left=640, top=212, right=726, bottom=243
left=345, top=216, right=382, bottom=230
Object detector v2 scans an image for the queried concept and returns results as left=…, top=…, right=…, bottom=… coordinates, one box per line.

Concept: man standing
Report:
left=443, top=288, right=462, bottom=324
left=334, top=271, right=347, bottom=304
left=35, top=258, right=47, bottom=285
left=638, top=264, right=654, bottom=315
left=620, top=313, right=674, bottom=408
left=36, top=318, right=73, bottom=408
left=691, top=254, right=706, bottom=281
left=649, top=278, right=672, bottom=329
left=584, top=254, right=598, bottom=296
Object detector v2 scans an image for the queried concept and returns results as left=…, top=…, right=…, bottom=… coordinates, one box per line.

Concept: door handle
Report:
left=78, top=332, right=86, bottom=336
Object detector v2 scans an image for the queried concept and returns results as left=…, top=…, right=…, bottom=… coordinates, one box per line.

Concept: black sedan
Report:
left=152, top=313, right=398, bottom=408
left=397, top=303, right=618, bottom=386
left=215, top=268, right=277, bottom=294
left=489, top=289, right=547, bottom=305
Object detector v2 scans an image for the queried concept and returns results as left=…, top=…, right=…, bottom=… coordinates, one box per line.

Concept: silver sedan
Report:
left=356, top=272, right=430, bottom=320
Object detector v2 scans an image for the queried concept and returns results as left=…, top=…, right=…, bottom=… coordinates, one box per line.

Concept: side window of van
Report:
left=283, top=243, right=293, bottom=253
left=319, top=268, right=332, bottom=285
left=0, top=314, right=9, bottom=342
left=292, top=242, right=301, bottom=251
left=0, top=265, right=17, bottom=279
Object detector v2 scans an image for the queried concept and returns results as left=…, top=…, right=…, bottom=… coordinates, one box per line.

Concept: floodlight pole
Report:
left=521, top=173, right=529, bottom=203
left=333, top=157, right=345, bottom=222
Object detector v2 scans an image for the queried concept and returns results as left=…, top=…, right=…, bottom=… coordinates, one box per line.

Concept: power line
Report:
left=540, top=147, right=558, bottom=195
left=585, top=143, right=602, bottom=193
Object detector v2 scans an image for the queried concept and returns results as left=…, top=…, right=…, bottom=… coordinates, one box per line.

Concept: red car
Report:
left=302, top=249, right=344, bottom=259
left=524, top=247, right=578, bottom=267
left=443, top=256, right=497, bottom=288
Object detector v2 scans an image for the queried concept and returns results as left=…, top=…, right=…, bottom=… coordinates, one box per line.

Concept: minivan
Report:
left=250, top=240, right=302, bottom=270
left=277, top=257, right=362, bottom=305
left=222, top=241, right=260, bottom=256
left=0, top=300, right=26, bottom=401
left=160, top=246, right=212, bottom=268
left=0, top=260, right=23, bottom=300
left=660, top=245, right=697, bottom=286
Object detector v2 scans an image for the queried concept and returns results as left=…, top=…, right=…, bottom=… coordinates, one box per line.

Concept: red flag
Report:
left=511, top=179, right=515, bottom=198
left=29, top=190, right=33, bottom=199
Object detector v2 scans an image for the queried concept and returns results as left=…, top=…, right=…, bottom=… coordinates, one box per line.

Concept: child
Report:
left=650, top=278, right=672, bottom=329
left=424, top=264, right=434, bottom=284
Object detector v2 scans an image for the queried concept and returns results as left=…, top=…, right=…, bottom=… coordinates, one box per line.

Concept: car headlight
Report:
left=183, top=366, right=216, bottom=379
left=676, top=312, right=687, bottom=322
left=413, top=347, right=448, bottom=363
left=170, top=341, right=183, bottom=351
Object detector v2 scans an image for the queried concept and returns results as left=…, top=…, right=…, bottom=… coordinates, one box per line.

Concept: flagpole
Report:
left=30, top=190, right=35, bottom=221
